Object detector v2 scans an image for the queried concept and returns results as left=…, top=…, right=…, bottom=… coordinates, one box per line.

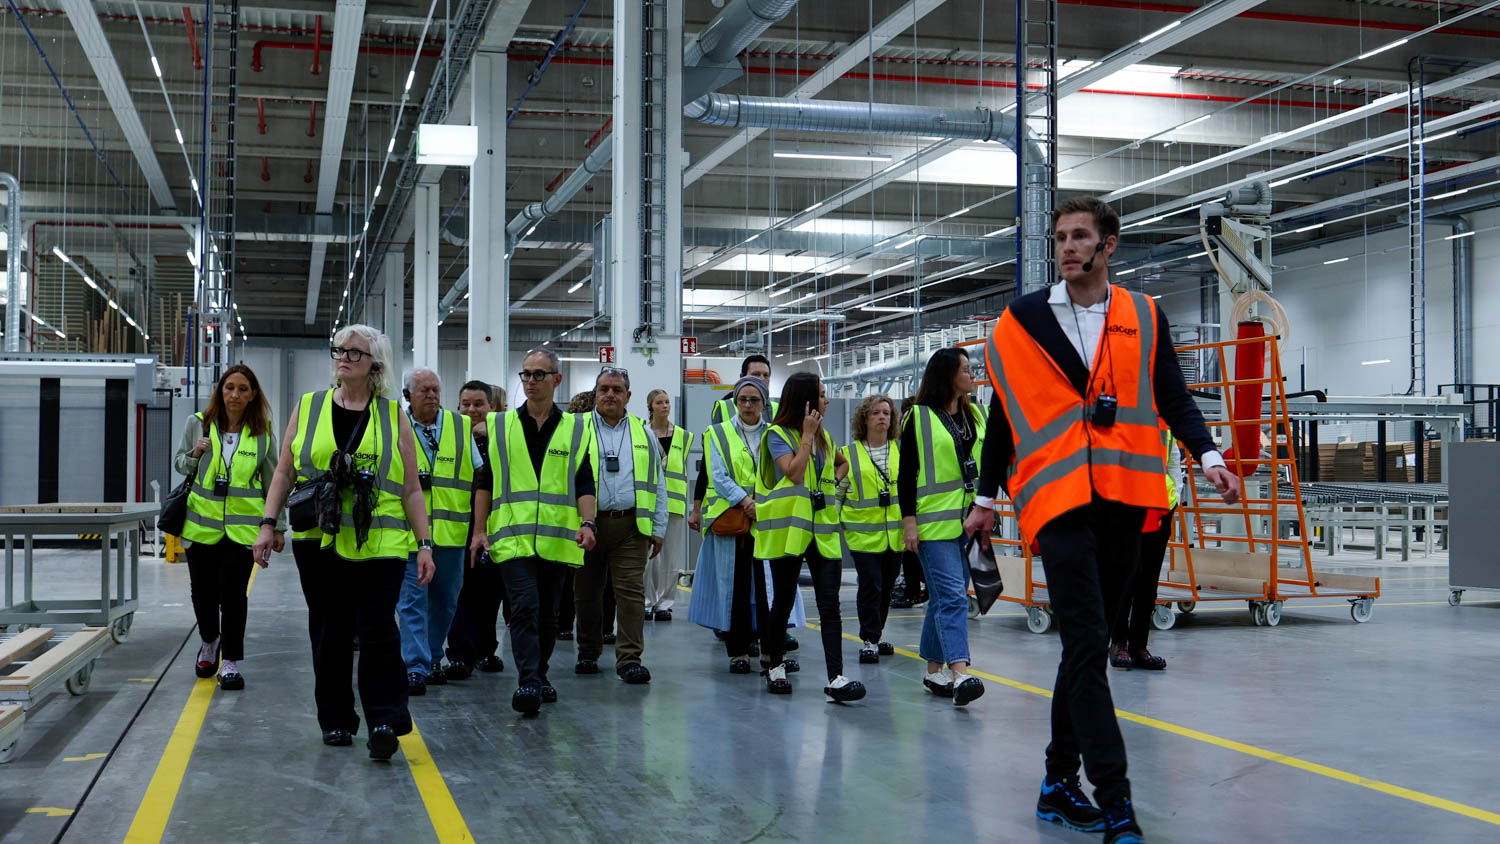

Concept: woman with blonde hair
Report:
left=253, top=324, right=438, bottom=761
left=174, top=363, right=283, bottom=690
left=643, top=388, right=690, bottom=620
left=838, top=394, right=903, bottom=665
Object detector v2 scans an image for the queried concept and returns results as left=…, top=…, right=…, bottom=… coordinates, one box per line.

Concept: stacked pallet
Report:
left=1318, top=441, right=1446, bottom=482
left=1316, top=444, right=1337, bottom=481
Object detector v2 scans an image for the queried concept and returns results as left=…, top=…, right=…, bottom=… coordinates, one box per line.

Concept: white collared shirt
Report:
left=1049, top=281, right=1110, bottom=370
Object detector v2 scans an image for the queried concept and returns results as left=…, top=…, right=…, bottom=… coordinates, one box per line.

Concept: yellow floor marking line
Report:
left=63, top=752, right=109, bottom=762
left=26, top=807, right=74, bottom=817
left=123, top=565, right=261, bottom=842
left=808, top=622, right=1500, bottom=827
left=125, top=678, right=157, bottom=683
left=401, top=723, right=474, bottom=843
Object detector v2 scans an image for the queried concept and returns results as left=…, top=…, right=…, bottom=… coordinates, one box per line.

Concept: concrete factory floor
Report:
left=2, top=546, right=1498, bottom=843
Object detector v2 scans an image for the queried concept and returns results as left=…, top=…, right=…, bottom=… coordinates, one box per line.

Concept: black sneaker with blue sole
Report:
left=1035, top=776, right=1105, bottom=833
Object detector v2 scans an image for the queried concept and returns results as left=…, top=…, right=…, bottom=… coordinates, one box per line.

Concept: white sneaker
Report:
left=824, top=674, right=867, bottom=703
left=219, top=659, right=238, bottom=677
left=953, top=673, right=985, bottom=706
left=197, top=638, right=219, bottom=665
left=765, top=663, right=792, bottom=694
left=859, top=641, right=879, bottom=663
left=923, top=669, right=955, bottom=698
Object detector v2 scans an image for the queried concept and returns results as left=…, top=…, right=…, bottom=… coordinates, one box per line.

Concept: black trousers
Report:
left=1035, top=500, right=1145, bottom=807
left=447, top=553, right=506, bottom=665
left=852, top=550, right=902, bottom=643
left=185, top=538, right=255, bottom=661
left=500, top=556, right=566, bottom=688
left=292, top=541, right=410, bottom=736
left=764, top=549, right=844, bottom=680
left=901, top=550, right=926, bottom=597
left=724, top=535, right=770, bottom=658
left=1113, top=515, right=1173, bottom=653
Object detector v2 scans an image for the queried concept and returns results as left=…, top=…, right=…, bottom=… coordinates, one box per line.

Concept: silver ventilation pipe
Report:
left=501, top=0, right=801, bottom=245
left=1, top=173, right=20, bottom=352
left=684, top=94, right=1048, bottom=164
left=1449, top=217, right=1474, bottom=385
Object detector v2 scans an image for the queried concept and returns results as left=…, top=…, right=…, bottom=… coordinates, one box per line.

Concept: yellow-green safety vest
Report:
left=840, top=440, right=902, bottom=554
left=661, top=426, right=695, bottom=517
left=908, top=404, right=987, bottom=542
left=411, top=408, right=475, bottom=548
left=484, top=409, right=591, bottom=567
left=752, top=426, right=840, bottom=560
left=711, top=395, right=778, bottom=425
left=182, top=414, right=272, bottom=546
left=701, top=422, right=757, bottom=530
left=300, top=391, right=414, bottom=561
left=591, top=413, right=663, bottom=538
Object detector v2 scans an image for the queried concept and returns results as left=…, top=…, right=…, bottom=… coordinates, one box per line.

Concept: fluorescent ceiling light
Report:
left=405, top=70, right=416, bottom=92
left=373, top=184, right=382, bottom=198
left=53, top=329, right=65, bottom=339
left=559, top=357, right=600, bottom=362
left=1361, top=359, right=1391, bottom=366
left=190, top=178, right=199, bottom=193
left=567, top=279, right=587, bottom=293
left=1181, top=114, right=1211, bottom=128
left=768, top=287, right=792, bottom=298
left=1138, top=19, right=1182, bottom=44
left=185, top=250, right=197, bottom=267
left=29, top=312, right=42, bottom=325
left=1445, top=230, right=1476, bottom=240
left=774, top=151, right=892, bottom=163
left=108, top=299, right=120, bottom=310
left=416, top=124, right=479, bottom=167
left=947, top=206, right=971, bottom=218
left=1332, top=78, right=1346, bottom=85
left=1428, top=187, right=1469, bottom=201
left=863, top=305, right=919, bottom=313
left=52, top=246, right=66, bottom=260
left=151, top=55, right=162, bottom=78
left=1323, top=257, right=1350, bottom=265
left=83, top=275, right=98, bottom=290
left=1293, top=223, right=1322, bottom=233
left=1151, top=294, right=1163, bottom=299
left=1116, top=268, right=1139, bottom=276
left=388, top=137, right=396, bottom=154
left=1357, top=38, right=1408, bottom=61
left=175, top=128, right=184, bottom=145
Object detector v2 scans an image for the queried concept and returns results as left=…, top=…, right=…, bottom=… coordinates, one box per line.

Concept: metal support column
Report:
left=1406, top=58, right=1428, bottom=396
left=413, top=185, right=438, bottom=370
left=610, top=0, right=680, bottom=400
left=469, top=52, right=508, bottom=385
left=1016, top=0, right=1057, bottom=295
left=383, top=247, right=405, bottom=361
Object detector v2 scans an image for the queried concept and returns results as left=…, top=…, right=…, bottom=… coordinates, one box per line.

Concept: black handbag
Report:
left=286, top=478, right=323, bottom=532
left=290, top=401, right=372, bottom=535
left=158, top=417, right=209, bottom=536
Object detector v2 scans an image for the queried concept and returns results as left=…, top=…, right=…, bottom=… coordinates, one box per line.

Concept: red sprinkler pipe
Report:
left=307, top=101, right=317, bottom=138
left=1225, top=322, right=1268, bottom=476
left=261, top=157, right=271, bottom=182
left=182, top=6, right=201, bottom=70
left=304, top=160, right=314, bottom=184
left=256, top=97, right=266, bottom=134
left=312, top=14, right=322, bottom=75
left=251, top=40, right=444, bottom=73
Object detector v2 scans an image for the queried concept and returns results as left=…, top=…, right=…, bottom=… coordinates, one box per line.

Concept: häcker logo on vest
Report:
left=353, top=451, right=377, bottom=461
left=547, top=448, right=570, bottom=457
left=435, top=455, right=456, bottom=464
left=1107, top=324, right=1138, bottom=337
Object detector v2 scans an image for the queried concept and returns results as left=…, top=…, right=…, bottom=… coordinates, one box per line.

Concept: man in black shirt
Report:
left=445, top=381, right=506, bottom=678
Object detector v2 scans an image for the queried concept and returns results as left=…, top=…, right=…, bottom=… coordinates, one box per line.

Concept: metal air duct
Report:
left=1451, top=217, right=1474, bottom=385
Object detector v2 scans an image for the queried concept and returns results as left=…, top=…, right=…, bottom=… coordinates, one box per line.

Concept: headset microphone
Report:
left=1080, top=242, right=1105, bottom=273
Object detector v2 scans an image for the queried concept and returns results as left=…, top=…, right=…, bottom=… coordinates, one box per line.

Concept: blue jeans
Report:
left=918, top=537, right=971, bottom=666
left=397, top=546, right=465, bottom=676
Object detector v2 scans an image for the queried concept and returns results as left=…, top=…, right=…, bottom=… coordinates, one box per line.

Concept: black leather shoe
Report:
left=575, top=658, right=600, bottom=675
left=477, top=655, right=505, bottom=673
left=784, top=634, right=799, bottom=652
left=539, top=684, right=558, bottom=703
left=602, top=632, right=617, bottom=645
left=217, top=668, right=244, bottom=691
left=654, top=609, right=673, bottom=622
left=445, top=660, right=472, bottom=681
left=322, top=729, right=354, bottom=747
left=729, top=657, right=752, bottom=674
left=877, top=642, right=895, bottom=656
left=407, top=673, right=427, bottom=695
left=367, top=725, right=399, bottom=760
left=427, top=662, right=447, bottom=685
left=556, top=630, right=574, bottom=641
left=512, top=685, right=542, bottom=714
left=618, top=663, right=651, bottom=684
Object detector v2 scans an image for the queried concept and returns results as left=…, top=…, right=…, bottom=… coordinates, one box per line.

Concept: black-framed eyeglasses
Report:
left=330, top=346, right=368, bottom=362
left=519, top=369, right=558, bottom=381
left=735, top=395, right=764, bottom=405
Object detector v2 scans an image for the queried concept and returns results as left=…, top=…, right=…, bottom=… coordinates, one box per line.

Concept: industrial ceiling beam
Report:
left=58, top=0, right=177, bottom=211
left=303, top=0, right=364, bottom=324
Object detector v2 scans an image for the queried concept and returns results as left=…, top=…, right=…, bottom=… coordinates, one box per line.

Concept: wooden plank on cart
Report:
left=0, top=628, right=54, bottom=671
left=1313, top=572, right=1381, bottom=592
left=0, top=628, right=107, bottom=691
left=1183, top=549, right=1272, bottom=580
left=0, top=703, right=22, bottom=762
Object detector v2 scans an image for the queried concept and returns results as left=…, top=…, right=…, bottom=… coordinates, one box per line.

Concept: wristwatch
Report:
left=417, top=538, right=435, bottom=552
left=259, top=517, right=277, bottom=528
left=580, top=520, right=597, bottom=532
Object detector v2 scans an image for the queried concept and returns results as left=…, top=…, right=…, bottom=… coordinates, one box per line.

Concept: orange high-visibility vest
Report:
left=983, top=285, right=1170, bottom=540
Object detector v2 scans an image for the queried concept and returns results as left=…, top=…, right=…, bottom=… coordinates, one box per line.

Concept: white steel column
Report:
left=383, top=247, right=405, bottom=360
left=412, top=185, right=439, bottom=370
left=663, top=0, right=684, bottom=345
left=610, top=0, right=680, bottom=403
left=469, top=52, right=508, bottom=385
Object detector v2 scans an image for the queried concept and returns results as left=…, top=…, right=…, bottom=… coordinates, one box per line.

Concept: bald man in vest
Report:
left=964, top=196, right=1240, bottom=844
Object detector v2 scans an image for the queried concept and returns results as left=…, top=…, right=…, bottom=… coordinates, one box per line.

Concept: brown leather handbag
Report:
left=710, top=505, right=751, bottom=537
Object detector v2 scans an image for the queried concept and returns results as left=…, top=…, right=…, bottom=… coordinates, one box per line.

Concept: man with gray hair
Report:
left=396, top=367, right=477, bottom=695
left=573, top=365, right=667, bottom=684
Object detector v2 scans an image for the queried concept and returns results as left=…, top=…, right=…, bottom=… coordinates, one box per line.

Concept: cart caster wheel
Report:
left=1176, top=601, right=1196, bottom=614
left=1250, top=602, right=1267, bottom=626
left=1350, top=598, right=1374, bottom=623
left=1264, top=600, right=1283, bottom=627
left=968, top=597, right=981, bottom=620
left=1025, top=606, right=1053, bottom=634
left=1150, top=604, right=1175, bottom=631
left=110, top=613, right=133, bottom=644
left=66, top=661, right=95, bottom=695
left=1448, top=590, right=1463, bottom=607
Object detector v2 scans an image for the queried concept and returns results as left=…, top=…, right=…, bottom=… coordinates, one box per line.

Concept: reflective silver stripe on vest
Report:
left=490, top=523, right=577, bottom=543
left=915, top=509, right=965, bottom=526
left=754, top=516, right=816, bottom=533
left=493, top=411, right=512, bottom=499
left=1010, top=446, right=1167, bottom=514
left=567, top=413, right=585, bottom=502
left=431, top=509, right=471, bottom=525
left=758, top=485, right=806, bottom=503
left=844, top=522, right=896, bottom=533
left=914, top=407, right=959, bottom=500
